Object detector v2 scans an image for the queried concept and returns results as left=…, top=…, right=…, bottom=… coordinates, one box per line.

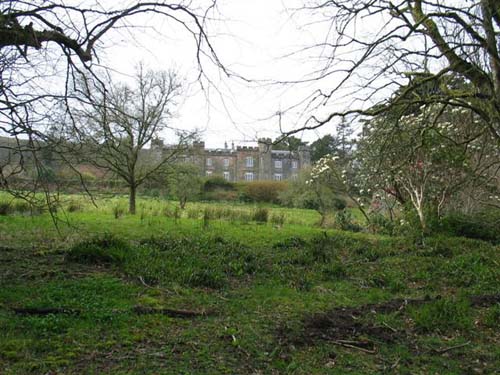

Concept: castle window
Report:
left=206, top=158, right=212, bottom=167
left=274, top=173, right=282, bottom=181
left=292, top=160, right=298, bottom=169
left=274, top=160, right=282, bottom=169
left=244, top=172, right=254, bottom=181
left=223, top=158, right=229, bottom=168
left=246, top=157, right=254, bottom=168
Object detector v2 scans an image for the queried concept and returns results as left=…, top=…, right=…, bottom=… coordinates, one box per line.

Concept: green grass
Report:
left=0, top=194, right=499, bottom=374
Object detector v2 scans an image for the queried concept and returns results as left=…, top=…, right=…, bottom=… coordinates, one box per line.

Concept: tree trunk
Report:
left=415, top=204, right=426, bottom=233
left=129, top=185, right=137, bottom=214
left=180, top=196, right=187, bottom=209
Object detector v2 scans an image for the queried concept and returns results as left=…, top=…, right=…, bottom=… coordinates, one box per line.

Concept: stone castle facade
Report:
left=0, top=136, right=311, bottom=183
left=154, top=138, right=311, bottom=182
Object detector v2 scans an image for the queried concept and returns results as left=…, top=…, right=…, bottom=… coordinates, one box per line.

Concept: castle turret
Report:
left=258, top=138, right=273, bottom=180
left=151, top=137, right=164, bottom=149
left=298, top=145, right=311, bottom=167
left=192, top=141, right=205, bottom=151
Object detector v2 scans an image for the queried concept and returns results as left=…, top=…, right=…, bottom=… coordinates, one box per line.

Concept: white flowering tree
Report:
left=357, top=103, right=499, bottom=232
left=307, top=155, right=371, bottom=226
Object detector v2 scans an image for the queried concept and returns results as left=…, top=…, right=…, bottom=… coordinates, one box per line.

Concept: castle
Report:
left=153, top=138, right=311, bottom=182
left=0, top=136, right=311, bottom=184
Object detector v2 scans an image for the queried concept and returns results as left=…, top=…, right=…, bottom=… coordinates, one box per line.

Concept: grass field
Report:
left=0, top=194, right=499, bottom=374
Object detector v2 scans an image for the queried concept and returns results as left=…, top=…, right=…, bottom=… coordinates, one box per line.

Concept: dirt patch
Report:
left=469, top=294, right=500, bottom=307
left=279, top=294, right=500, bottom=351
left=303, top=306, right=400, bottom=344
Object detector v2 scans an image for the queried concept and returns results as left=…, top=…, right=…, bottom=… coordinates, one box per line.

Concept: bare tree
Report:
left=284, top=0, right=500, bottom=143
left=74, top=65, right=191, bottom=214
left=0, top=0, right=226, bottom=207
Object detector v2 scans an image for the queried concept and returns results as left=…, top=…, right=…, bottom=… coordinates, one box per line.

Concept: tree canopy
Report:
left=0, top=0, right=225, bottom=205
left=272, top=136, right=307, bottom=151
left=288, top=0, right=500, bottom=143
left=72, top=65, right=189, bottom=214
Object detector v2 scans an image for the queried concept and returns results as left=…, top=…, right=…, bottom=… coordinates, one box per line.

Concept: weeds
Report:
left=270, top=212, right=285, bottom=226
left=187, top=208, right=200, bottom=219
left=253, top=207, right=269, bottom=223
left=272, top=236, right=307, bottom=251
left=411, top=297, right=472, bottom=332
left=321, top=262, right=347, bottom=281
left=129, top=236, right=259, bottom=289
left=173, top=206, right=181, bottom=223
left=113, top=205, right=125, bottom=219
left=334, top=209, right=361, bottom=232
left=483, top=304, right=500, bottom=328
left=366, top=270, right=405, bottom=292
left=203, top=207, right=210, bottom=228
left=1, top=197, right=500, bottom=375
left=308, top=234, right=333, bottom=263
left=66, top=234, right=130, bottom=265
left=67, top=201, right=82, bottom=213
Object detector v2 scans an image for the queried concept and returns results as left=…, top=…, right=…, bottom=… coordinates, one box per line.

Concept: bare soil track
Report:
left=280, top=294, right=500, bottom=352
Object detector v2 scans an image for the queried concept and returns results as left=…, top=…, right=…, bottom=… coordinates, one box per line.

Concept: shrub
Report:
left=368, top=213, right=396, bottom=235
left=278, top=167, right=321, bottom=209
left=203, top=177, right=235, bottom=192
left=280, top=188, right=321, bottom=209
left=0, top=202, right=11, bottom=215
left=252, top=207, right=269, bottom=223
left=334, top=209, right=361, bottom=232
left=202, top=190, right=239, bottom=202
left=307, top=234, right=333, bottom=263
left=144, top=188, right=162, bottom=198
left=440, top=211, right=500, bottom=244
left=81, top=171, right=97, bottom=183
left=241, top=181, right=288, bottom=203
left=66, top=234, right=130, bottom=265
left=38, top=166, right=56, bottom=183
left=67, top=200, right=82, bottom=213
left=12, top=200, right=31, bottom=213
left=332, top=197, right=347, bottom=210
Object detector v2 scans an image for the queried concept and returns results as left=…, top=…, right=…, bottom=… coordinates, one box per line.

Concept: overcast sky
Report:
left=99, top=0, right=363, bottom=148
